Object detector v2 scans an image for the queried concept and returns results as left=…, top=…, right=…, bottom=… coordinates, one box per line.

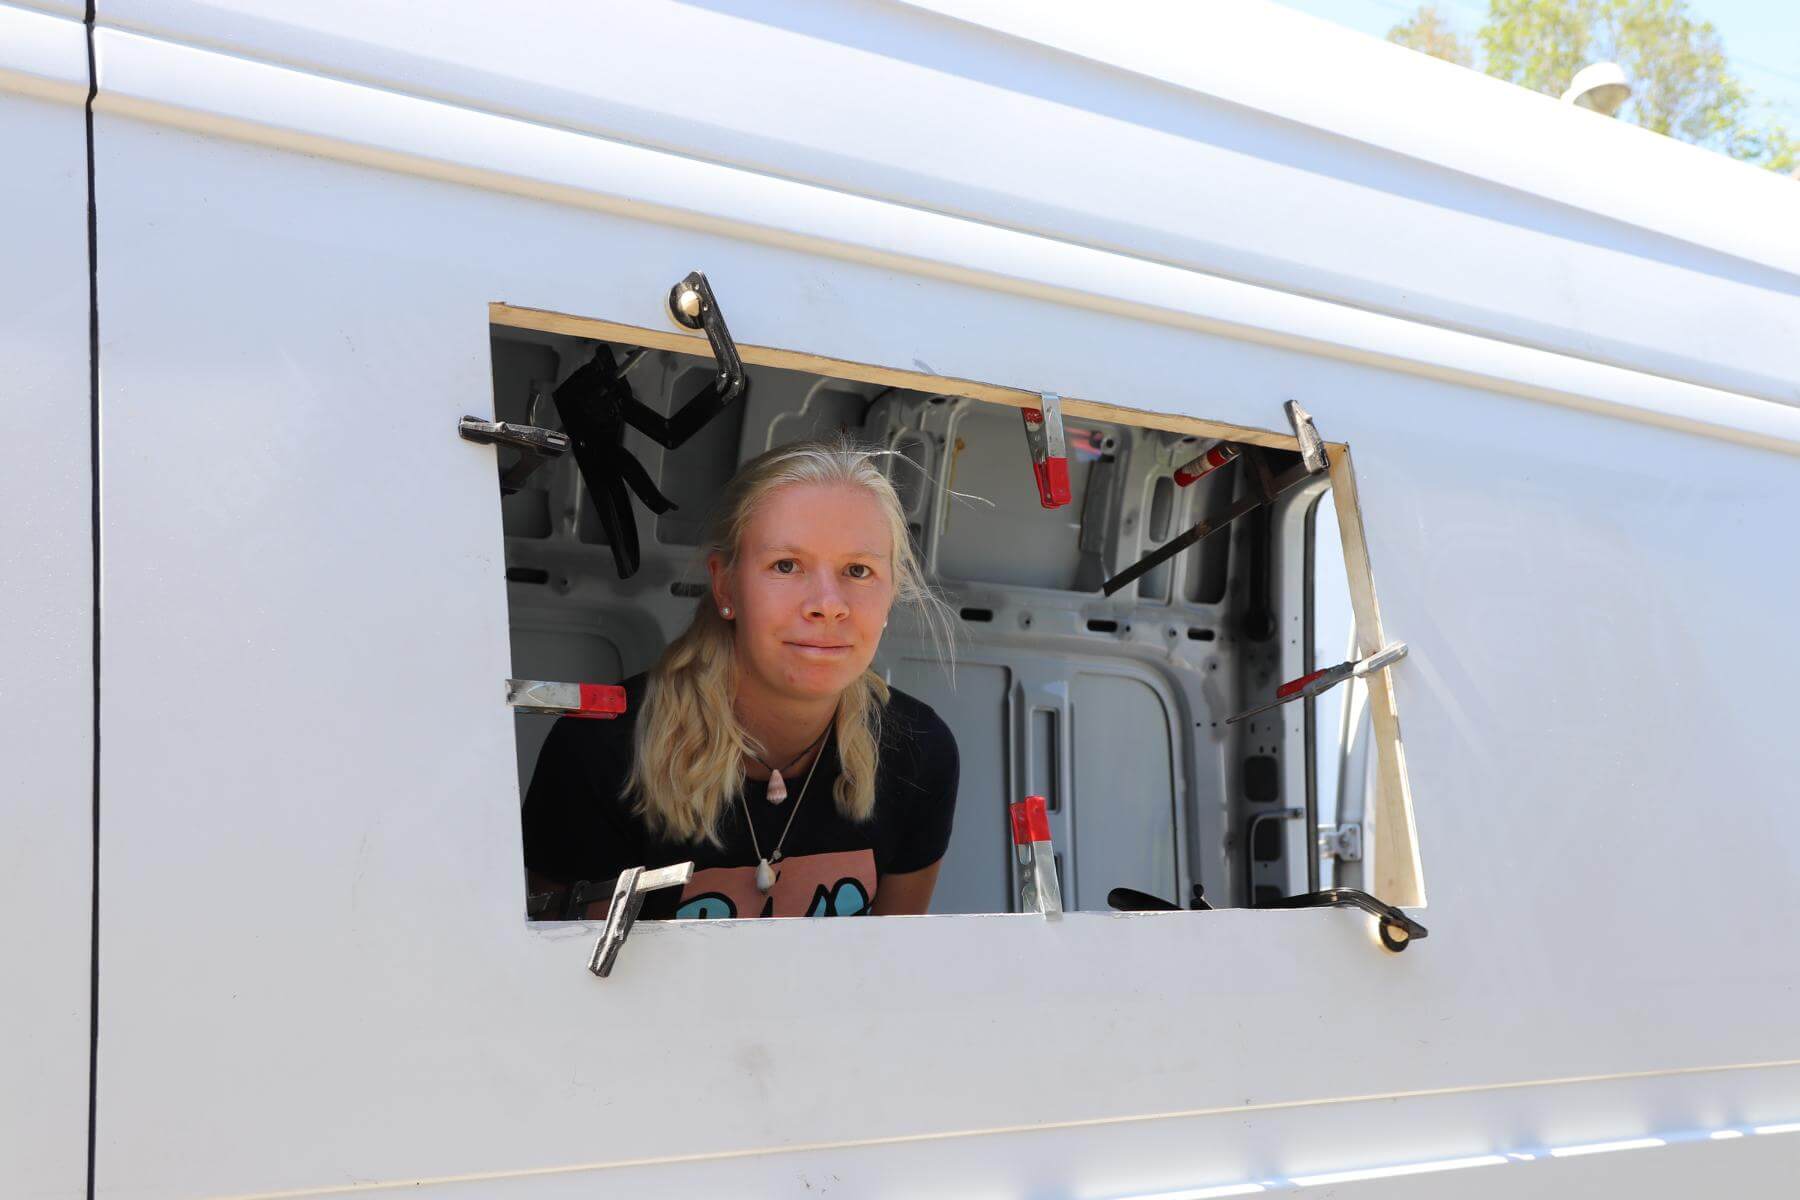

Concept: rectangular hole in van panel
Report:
left=669, top=581, right=706, bottom=599
left=959, top=607, right=994, bottom=622
left=1085, top=619, right=1119, bottom=634
left=1186, top=627, right=1216, bottom=641
left=506, top=567, right=550, bottom=585
left=1140, top=559, right=1172, bottom=604
left=1244, top=755, right=1280, bottom=804
left=1252, top=817, right=1285, bottom=862
left=1148, top=475, right=1175, bottom=542
left=1187, top=468, right=1235, bottom=605
left=1030, top=709, right=1059, bottom=812
left=1193, top=532, right=1230, bottom=604
left=1140, top=475, right=1176, bottom=601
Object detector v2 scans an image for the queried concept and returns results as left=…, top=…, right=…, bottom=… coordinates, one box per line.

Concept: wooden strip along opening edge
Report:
left=1328, top=445, right=1425, bottom=908
left=491, top=302, right=1309, bottom=452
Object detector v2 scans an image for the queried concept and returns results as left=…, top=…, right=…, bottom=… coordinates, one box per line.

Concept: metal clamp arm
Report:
left=1263, top=887, right=1429, bottom=952
left=506, top=679, right=628, bottom=720
left=458, top=416, right=570, bottom=494
left=588, top=862, right=695, bottom=978
left=653, top=270, right=747, bottom=447
left=1226, top=642, right=1408, bottom=725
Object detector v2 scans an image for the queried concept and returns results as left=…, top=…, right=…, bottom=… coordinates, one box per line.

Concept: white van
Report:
left=7, top=1, right=1799, bottom=1196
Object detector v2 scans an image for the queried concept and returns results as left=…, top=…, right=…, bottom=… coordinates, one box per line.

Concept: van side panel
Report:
left=95, top=0, right=1800, bottom=405
left=0, top=6, right=95, bottom=1198
left=88, top=10, right=1800, bottom=1200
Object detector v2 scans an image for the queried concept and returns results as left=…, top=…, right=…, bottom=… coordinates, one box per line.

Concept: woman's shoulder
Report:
left=881, top=683, right=958, bottom=759
left=876, top=683, right=960, bottom=819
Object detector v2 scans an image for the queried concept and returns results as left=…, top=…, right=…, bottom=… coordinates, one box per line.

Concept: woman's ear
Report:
left=707, top=551, right=733, bottom=619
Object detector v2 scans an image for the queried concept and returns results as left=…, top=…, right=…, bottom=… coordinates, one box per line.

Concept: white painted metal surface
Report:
left=94, top=0, right=1800, bottom=404
left=5, top=0, right=1799, bottom=1196
left=0, top=7, right=92, bottom=1200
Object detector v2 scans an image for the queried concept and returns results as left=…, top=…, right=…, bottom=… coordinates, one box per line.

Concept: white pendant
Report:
left=766, top=768, right=787, bottom=803
left=755, top=858, right=776, bottom=893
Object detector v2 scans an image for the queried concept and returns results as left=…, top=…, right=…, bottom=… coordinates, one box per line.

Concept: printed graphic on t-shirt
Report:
left=674, top=849, right=877, bottom=919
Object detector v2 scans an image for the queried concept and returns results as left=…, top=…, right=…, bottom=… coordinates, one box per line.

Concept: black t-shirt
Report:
left=522, top=675, right=959, bottom=919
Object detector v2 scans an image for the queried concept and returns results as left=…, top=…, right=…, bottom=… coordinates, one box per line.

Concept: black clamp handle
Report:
left=1263, top=887, right=1428, bottom=952
left=541, top=272, right=750, bottom=579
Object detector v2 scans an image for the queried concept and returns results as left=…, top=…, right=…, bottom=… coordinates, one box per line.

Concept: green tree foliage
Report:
left=1387, top=3, right=1472, bottom=67
left=1482, top=0, right=1743, bottom=147
left=1387, top=0, right=1795, bottom=174
left=1734, top=122, right=1798, bottom=175
left=1479, top=0, right=1595, bottom=94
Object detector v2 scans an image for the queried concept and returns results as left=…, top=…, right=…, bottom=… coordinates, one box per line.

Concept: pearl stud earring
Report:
left=721, top=606, right=733, bottom=619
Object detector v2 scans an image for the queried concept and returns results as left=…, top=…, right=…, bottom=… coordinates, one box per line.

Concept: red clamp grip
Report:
left=1021, top=395, right=1072, bottom=509
left=573, top=683, right=628, bottom=718
left=1009, top=794, right=1052, bottom=845
left=1174, top=443, right=1238, bottom=487
left=1276, top=669, right=1329, bottom=700
left=1030, top=449, right=1071, bottom=508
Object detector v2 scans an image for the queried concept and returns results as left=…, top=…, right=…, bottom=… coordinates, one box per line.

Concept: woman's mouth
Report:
left=786, top=641, right=852, bottom=658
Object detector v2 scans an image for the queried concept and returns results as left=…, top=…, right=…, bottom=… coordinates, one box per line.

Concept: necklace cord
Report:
left=739, top=719, right=834, bottom=870
left=750, top=716, right=832, bottom=777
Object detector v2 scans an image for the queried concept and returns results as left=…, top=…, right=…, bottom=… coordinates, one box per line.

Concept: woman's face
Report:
left=714, top=482, right=896, bottom=703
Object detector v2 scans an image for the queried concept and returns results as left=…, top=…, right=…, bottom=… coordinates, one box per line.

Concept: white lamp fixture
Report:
left=1562, top=61, right=1632, bottom=115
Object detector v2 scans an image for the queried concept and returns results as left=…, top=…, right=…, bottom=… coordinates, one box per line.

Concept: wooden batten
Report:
left=491, top=302, right=1300, bottom=450
left=1328, top=446, right=1425, bottom=908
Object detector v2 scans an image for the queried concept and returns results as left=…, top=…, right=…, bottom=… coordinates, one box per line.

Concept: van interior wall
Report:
left=489, top=328, right=1306, bottom=913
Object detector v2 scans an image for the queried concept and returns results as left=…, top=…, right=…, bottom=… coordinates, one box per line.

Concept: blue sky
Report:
left=1273, top=0, right=1800, bottom=125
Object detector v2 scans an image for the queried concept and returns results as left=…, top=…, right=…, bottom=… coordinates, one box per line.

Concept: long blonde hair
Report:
left=626, top=437, right=952, bottom=845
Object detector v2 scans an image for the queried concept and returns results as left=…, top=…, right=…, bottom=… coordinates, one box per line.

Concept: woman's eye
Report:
left=846, top=563, right=873, bottom=580
left=773, top=559, right=798, bottom=575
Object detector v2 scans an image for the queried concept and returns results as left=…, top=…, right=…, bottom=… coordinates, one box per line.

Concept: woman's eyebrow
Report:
left=760, top=543, right=890, bottom=559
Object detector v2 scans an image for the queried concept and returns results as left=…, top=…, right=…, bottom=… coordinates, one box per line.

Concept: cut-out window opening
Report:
left=479, top=302, right=1423, bottom=940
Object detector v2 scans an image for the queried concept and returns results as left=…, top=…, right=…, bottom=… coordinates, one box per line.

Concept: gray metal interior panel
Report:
left=932, top=401, right=1113, bottom=592
left=883, top=655, right=1012, bottom=916
left=1071, top=670, right=1180, bottom=908
left=765, top=383, right=874, bottom=449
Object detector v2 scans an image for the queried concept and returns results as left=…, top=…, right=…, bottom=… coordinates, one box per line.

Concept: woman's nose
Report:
left=806, top=578, right=850, bottom=621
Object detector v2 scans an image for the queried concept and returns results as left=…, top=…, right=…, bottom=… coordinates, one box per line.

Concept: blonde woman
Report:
left=523, top=439, right=959, bottom=920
